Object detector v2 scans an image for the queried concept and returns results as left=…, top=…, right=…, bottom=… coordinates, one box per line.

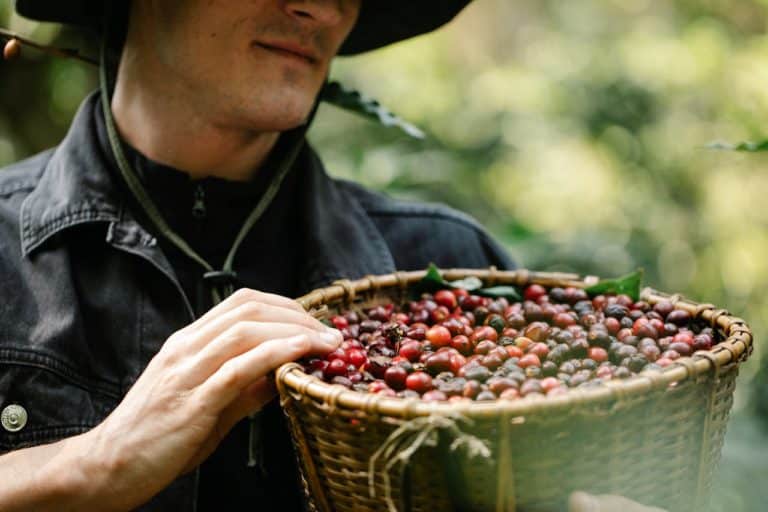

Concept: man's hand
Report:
left=77, top=288, right=340, bottom=510
left=569, top=492, right=667, bottom=512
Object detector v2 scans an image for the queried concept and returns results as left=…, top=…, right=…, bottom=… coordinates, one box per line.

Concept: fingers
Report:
left=183, top=288, right=308, bottom=334
left=183, top=378, right=275, bottom=473
left=182, top=299, right=333, bottom=355
left=196, top=334, right=327, bottom=408
left=183, top=321, right=340, bottom=385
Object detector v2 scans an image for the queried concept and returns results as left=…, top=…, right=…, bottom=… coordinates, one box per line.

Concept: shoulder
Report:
left=334, top=178, right=516, bottom=271
left=0, top=150, right=51, bottom=202
left=0, top=150, right=52, bottom=261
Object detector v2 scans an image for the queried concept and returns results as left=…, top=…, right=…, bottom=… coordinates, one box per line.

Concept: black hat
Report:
left=14, top=0, right=473, bottom=56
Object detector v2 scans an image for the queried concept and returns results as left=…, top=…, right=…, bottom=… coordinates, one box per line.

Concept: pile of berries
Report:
left=301, top=285, right=720, bottom=402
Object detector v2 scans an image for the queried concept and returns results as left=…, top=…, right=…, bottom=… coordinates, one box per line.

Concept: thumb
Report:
left=183, top=377, right=276, bottom=472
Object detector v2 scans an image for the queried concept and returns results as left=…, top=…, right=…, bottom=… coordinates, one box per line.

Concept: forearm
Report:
left=0, top=430, right=117, bottom=512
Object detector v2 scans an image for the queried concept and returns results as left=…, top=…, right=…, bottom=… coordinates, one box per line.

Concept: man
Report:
left=0, top=2, right=666, bottom=511
left=0, top=1, right=515, bottom=510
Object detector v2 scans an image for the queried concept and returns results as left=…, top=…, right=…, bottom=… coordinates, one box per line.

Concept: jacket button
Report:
left=1, top=404, right=28, bottom=432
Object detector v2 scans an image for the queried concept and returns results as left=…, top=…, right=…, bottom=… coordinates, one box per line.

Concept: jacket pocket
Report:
left=0, top=350, right=120, bottom=451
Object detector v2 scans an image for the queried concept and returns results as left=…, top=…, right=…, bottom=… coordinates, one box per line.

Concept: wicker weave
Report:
left=276, top=268, right=753, bottom=512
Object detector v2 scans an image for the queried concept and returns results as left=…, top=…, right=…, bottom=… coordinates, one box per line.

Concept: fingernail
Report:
left=321, top=332, right=340, bottom=345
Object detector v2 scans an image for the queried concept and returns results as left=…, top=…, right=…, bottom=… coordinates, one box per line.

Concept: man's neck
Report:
left=110, top=51, right=280, bottom=183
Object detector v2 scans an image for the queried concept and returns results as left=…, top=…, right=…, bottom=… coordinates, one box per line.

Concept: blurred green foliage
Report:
left=1, top=0, right=767, bottom=509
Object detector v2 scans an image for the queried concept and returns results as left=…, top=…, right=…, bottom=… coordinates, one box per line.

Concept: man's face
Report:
left=134, top=0, right=361, bottom=131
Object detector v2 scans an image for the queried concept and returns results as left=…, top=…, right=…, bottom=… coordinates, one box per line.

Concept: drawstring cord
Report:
left=98, top=15, right=312, bottom=471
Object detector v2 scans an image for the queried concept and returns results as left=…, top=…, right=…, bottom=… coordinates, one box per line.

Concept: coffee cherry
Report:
left=692, top=334, right=713, bottom=351
left=596, top=365, right=614, bottom=379
left=505, top=345, right=524, bottom=359
left=405, top=372, right=433, bottom=394
left=640, top=345, right=661, bottom=362
left=673, top=331, right=694, bottom=346
left=471, top=325, right=498, bottom=344
left=528, top=342, right=549, bottom=359
left=666, top=309, right=692, bottom=326
left=422, top=390, right=448, bottom=401
left=482, top=353, right=504, bottom=370
left=488, top=377, right=518, bottom=395
left=523, top=322, right=549, bottom=342
left=347, top=349, right=367, bottom=368
left=486, top=314, right=506, bottom=334
left=668, top=342, right=692, bottom=357
left=425, top=352, right=453, bottom=376
left=324, top=359, right=348, bottom=379
left=363, top=356, right=389, bottom=379
left=542, top=361, right=558, bottom=376
left=553, top=312, right=577, bottom=328
left=331, top=315, right=349, bottom=329
left=434, top=290, right=458, bottom=309
left=499, top=388, right=520, bottom=400
left=463, top=380, right=482, bottom=398
left=587, top=347, right=608, bottom=363
left=569, top=338, right=589, bottom=358
left=474, top=339, right=497, bottom=355
left=540, top=377, right=561, bottom=393
left=476, top=390, right=497, bottom=401
left=384, top=366, right=408, bottom=390
left=398, top=340, right=422, bottom=362
left=450, top=353, right=467, bottom=374
left=3, top=39, right=21, bottom=61
left=524, top=284, right=547, bottom=302
left=518, top=353, right=541, bottom=369
left=464, top=364, right=492, bottom=382
left=520, top=379, right=544, bottom=396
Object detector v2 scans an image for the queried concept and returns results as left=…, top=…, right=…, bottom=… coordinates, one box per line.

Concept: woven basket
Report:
left=276, top=268, right=753, bottom=512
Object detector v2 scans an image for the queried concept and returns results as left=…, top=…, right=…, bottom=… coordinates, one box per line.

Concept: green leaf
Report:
left=475, top=286, right=522, bottom=301
left=707, top=140, right=768, bottom=152
left=423, top=262, right=445, bottom=286
left=415, top=265, right=486, bottom=295
left=584, top=269, right=644, bottom=301
left=320, top=81, right=426, bottom=140
left=447, top=276, right=484, bottom=291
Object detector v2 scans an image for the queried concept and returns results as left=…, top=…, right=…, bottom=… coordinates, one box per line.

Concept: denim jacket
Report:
left=0, top=93, right=515, bottom=510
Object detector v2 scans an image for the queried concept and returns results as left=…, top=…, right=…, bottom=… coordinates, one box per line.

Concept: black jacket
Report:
left=0, top=93, right=515, bottom=510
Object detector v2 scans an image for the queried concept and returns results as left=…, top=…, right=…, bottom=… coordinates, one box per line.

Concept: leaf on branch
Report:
left=415, top=263, right=520, bottom=300
left=706, top=140, right=768, bottom=152
left=475, top=286, right=522, bottom=301
left=320, top=81, right=426, bottom=140
left=584, top=269, right=644, bottom=301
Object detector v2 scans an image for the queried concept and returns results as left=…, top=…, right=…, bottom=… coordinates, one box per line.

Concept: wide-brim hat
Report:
left=14, top=0, right=473, bottom=55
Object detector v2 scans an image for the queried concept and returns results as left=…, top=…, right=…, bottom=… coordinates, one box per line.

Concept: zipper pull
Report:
left=192, top=183, right=206, bottom=219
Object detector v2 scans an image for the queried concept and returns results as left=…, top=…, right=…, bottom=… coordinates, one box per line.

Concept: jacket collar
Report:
left=20, top=92, right=397, bottom=293
left=21, top=93, right=122, bottom=257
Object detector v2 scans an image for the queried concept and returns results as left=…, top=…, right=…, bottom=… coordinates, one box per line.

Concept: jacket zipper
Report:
left=192, top=184, right=206, bottom=219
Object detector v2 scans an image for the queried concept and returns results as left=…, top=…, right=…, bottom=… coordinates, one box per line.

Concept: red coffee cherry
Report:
left=518, top=354, right=541, bottom=368
left=434, top=289, right=458, bottom=310
left=426, top=325, right=452, bottom=348
left=405, top=371, right=433, bottom=394
left=384, top=366, right=408, bottom=390
left=524, top=284, right=547, bottom=302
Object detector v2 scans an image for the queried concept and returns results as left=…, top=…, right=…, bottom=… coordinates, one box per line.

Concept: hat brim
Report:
left=14, top=0, right=471, bottom=56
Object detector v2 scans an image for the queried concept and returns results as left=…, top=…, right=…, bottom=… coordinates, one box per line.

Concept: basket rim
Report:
left=277, top=267, right=753, bottom=419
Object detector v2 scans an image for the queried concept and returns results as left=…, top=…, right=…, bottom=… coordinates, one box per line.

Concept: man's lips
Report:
left=253, top=41, right=319, bottom=65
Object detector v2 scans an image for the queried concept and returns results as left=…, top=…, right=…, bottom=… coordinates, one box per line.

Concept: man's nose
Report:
left=284, top=0, right=345, bottom=27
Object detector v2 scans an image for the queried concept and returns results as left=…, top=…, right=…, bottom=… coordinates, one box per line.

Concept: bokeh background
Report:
left=1, top=0, right=766, bottom=509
